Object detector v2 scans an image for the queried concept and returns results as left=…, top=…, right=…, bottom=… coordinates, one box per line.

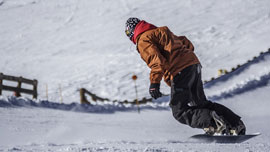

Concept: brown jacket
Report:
left=136, top=26, right=200, bottom=86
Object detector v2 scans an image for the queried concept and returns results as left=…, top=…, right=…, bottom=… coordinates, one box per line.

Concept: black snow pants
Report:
left=170, top=64, right=241, bottom=129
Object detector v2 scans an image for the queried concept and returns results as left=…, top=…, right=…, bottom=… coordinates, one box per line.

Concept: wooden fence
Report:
left=79, top=88, right=152, bottom=105
left=80, top=88, right=109, bottom=104
left=0, top=73, right=38, bottom=99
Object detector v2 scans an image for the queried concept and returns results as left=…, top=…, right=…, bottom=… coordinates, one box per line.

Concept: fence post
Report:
left=0, top=73, right=3, bottom=96
left=33, top=79, right=38, bottom=99
left=132, top=74, right=140, bottom=113
left=45, top=83, right=48, bottom=100
left=15, top=77, right=22, bottom=97
left=80, top=88, right=90, bottom=104
left=58, top=84, right=63, bottom=103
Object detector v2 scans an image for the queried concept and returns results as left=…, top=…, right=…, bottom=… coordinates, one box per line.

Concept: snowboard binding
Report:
left=204, top=111, right=246, bottom=136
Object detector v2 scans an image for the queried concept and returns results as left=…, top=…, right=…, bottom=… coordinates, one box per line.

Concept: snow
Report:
left=1, top=0, right=270, bottom=102
left=1, top=100, right=269, bottom=151
left=205, top=51, right=270, bottom=101
left=1, top=0, right=270, bottom=151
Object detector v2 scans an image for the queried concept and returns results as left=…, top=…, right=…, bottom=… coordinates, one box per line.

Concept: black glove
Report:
left=149, top=83, right=162, bottom=99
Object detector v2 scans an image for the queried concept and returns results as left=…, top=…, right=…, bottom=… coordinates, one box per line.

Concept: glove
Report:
left=149, top=83, right=162, bottom=99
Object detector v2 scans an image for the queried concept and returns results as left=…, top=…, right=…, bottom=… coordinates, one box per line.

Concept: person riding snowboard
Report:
left=124, top=17, right=246, bottom=135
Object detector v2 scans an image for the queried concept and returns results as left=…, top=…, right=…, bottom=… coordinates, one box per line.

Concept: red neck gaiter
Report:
left=132, top=20, right=157, bottom=44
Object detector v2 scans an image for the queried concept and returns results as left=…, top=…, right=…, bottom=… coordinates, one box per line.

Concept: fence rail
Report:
left=79, top=88, right=152, bottom=105
left=0, top=73, right=38, bottom=99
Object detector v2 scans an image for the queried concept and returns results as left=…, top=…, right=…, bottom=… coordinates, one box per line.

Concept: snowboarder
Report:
left=124, top=17, right=246, bottom=135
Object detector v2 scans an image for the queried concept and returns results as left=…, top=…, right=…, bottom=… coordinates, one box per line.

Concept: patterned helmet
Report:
left=125, top=17, right=141, bottom=40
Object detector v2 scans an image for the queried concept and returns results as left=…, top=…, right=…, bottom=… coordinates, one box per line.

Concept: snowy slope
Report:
left=1, top=0, right=270, bottom=151
left=1, top=0, right=270, bottom=102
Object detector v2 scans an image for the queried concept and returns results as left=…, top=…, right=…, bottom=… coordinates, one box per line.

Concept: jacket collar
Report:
left=132, top=20, right=157, bottom=44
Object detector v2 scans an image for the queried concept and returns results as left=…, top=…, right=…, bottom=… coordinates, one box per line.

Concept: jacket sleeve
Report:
left=137, top=40, right=167, bottom=84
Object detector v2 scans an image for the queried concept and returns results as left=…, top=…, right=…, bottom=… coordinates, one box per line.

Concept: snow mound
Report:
left=209, top=72, right=270, bottom=101
left=205, top=50, right=270, bottom=89
left=205, top=50, right=270, bottom=101
left=0, top=96, right=169, bottom=113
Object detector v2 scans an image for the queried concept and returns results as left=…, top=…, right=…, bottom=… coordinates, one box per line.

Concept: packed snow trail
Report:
left=1, top=87, right=270, bottom=151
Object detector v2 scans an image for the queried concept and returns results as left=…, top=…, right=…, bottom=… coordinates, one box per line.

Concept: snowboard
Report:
left=189, top=132, right=260, bottom=143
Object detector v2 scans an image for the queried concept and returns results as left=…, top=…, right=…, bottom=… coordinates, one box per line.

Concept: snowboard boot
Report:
left=229, top=119, right=246, bottom=135
left=204, top=111, right=228, bottom=135
left=203, top=126, right=215, bottom=135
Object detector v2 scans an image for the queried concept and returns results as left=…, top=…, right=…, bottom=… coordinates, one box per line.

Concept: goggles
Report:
left=125, top=26, right=132, bottom=38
